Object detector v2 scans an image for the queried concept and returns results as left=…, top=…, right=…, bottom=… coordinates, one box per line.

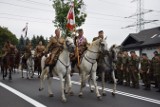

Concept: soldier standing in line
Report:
left=151, top=53, right=160, bottom=92
left=122, top=51, right=130, bottom=86
left=139, top=53, right=151, bottom=90
left=116, top=52, right=123, bottom=85
left=128, top=51, right=140, bottom=88
left=151, top=51, right=159, bottom=88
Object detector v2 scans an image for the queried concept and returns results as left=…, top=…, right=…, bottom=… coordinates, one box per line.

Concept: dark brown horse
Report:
left=34, top=54, right=43, bottom=78
left=1, top=47, right=16, bottom=80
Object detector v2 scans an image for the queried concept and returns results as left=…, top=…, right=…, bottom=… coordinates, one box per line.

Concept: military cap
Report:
left=154, top=51, right=158, bottom=54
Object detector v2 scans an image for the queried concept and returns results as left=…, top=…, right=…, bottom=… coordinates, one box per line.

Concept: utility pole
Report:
left=122, top=0, right=158, bottom=32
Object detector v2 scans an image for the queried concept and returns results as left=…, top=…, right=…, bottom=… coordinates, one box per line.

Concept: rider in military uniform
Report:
left=140, top=53, right=151, bottom=90
left=151, top=53, right=160, bottom=92
left=71, top=29, right=88, bottom=70
left=128, top=51, right=140, bottom=88
left=35, top=41, right=45, bottom=58
left=2, top=41, right=15, bottom=57
left=92, top=30, right=104, bottom=41
left=45, top=28, right=65, bottom=77
left=23, top=41, right=32, bottom=64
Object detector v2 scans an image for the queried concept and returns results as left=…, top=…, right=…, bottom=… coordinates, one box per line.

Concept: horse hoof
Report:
left=90, top=89, right=94, bottom=93
left=102, top=93, right=107, bottom=96
left=22, top=76, right=24, bottom=78
left=69, top=91, right=74, bottom=96
left=49, top=94, right=54, bottom=97
left=78, top=93, right=83, bottom=98
left=97, top=96, right=102, bottom=100
left=9, top=77, right=12, bottom=80
left=62, top=98, right=67, bottom=103
left=39, top=88, right=44, bottom=91
left=112, top=92, right=115, bottom=96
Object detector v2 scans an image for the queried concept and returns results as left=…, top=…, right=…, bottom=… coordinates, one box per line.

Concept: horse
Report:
left=39, top=37, right=75, bottom=102
left=19, top=51, right=35, bottom=79
left=78, top=37, right=109, bottom=100
left=96, top=44, right=121, bottom=96
left=1, top=47, right=16, bottom=80
left=34, top=54, right=43, bottom=78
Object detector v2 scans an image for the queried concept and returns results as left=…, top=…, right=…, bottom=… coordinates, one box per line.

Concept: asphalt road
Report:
left=0, top=71, right=160, bottom=107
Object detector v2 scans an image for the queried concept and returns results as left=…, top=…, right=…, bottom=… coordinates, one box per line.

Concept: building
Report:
left=121, top=26, right=160, bottom=59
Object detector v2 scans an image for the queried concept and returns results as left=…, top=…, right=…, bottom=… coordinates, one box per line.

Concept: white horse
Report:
left=78, top=37, right=109, bottom=100
left=19, top=51, right=35, bottom=79
left=39, top=37, right=75, bottom=102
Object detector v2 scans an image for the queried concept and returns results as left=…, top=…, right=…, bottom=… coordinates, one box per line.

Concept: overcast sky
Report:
left=0, top=0, right=160, bottom=47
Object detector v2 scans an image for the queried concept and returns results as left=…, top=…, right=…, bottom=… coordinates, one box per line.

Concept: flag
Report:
left=22, top=23, right=28, bottom=37
left=66, top=2, right=75, bottom=31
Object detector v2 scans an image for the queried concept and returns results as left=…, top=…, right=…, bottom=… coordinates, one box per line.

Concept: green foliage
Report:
left=31, top=35, right=48, bottom=48
left=0, top=26, right=18, bottom=55
left=52, top=0, right=87, bottom=37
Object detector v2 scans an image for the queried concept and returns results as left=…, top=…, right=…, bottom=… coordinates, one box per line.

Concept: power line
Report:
left=0, top=16, right=51, bottom=24
left=15, top=0, right=51, bottom=6
left=0, top=13, right=53, bottom=21
left=0, top=1, right=53, bottom=12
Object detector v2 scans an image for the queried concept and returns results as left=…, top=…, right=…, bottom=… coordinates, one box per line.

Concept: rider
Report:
left=2, top=40, right=15, bottom=57
left=71, top=29, right=88, bottom=72
left=23, top=41, right=32, bottom=63
left=35, top=41, right=45, bottom=58
left=44, top=28, right=65, bottom=77
left=92, top=30, right=104, bottom=41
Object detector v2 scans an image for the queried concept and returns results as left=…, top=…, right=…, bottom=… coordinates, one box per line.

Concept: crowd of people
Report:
left=113, top=50, right=160, bottom=92
left=1, top=28, right=160, bottom=93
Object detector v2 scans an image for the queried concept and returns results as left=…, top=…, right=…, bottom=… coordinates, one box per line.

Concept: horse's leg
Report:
left=59, top=74, right=67, bottom=102
left=92, top=72, right=101, bottom=100
left=88, top=75, right=94, bottom=93
left=8, top=67, right=12, bottom=80
left=47, top=77, right=54, bottom=97
left=39, top=67, right=49, bottom=91
left=66, top=73, right=74, bottom=96
left=112, top=70, right=117, bottom=96
left=102, top=71, right=106, bottom=96
left=79, top=71, right=86, bottom=97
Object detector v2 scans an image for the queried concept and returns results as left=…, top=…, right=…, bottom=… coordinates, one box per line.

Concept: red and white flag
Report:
left=66, top=2, right=75, bottom=31
left=22, top=23, right=28, bottom=37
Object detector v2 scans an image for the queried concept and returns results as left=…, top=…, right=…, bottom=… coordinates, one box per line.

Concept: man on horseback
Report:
left=23, top=41, right=32, bottom=64
left=92, top=30, right=104, bottom=41
left=71, top=29, right=88, bottom=72
left=2, top=41, right=15, bottom=57
left=45, top=28, right=65, bottom=77
left=35, top=41, right=45, bottom=58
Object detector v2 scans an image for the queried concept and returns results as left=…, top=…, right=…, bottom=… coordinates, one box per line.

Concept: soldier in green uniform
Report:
left=128, top=51, right=140, bottom=88
left=151, top=53, right=160, bottom=92
left=116, top=52, right=123, bottom=85
left=151, top=51, right=159, bottom=88
left=139, top=53, right=151, bottom=90
left=122, top=51, right=130, bottom=86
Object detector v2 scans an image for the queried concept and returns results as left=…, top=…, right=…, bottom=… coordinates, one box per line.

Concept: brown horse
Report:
left=34, top=56, right=42, bottom=78
left=1, top=47, right=16, bottom=80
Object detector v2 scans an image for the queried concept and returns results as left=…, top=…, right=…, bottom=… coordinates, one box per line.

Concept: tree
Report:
left=0, top=26, right=18, bottom=55
left=52, top=0, right=87, bottom=37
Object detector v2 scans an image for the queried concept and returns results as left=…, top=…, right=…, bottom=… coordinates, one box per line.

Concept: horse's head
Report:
left=109, top=44, right=121, bottom=61
left=65, top=37, right=75, bottom=53
left=99, top=37, right=109, bottom=53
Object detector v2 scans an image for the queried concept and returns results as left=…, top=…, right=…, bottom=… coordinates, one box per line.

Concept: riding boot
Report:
left=49, top=65, right=53, bottom=77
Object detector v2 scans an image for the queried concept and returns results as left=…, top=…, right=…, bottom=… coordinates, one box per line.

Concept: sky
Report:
left=0, top=0, right=160, bottom=47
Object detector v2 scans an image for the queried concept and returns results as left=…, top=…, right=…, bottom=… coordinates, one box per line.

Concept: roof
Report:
left=121, top=26, right=160, bottom=50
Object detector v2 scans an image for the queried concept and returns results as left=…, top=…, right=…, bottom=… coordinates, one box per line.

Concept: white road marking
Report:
left=52, top=76, right=160, bottom=105
left=0, top=82, right=46, bottom=107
